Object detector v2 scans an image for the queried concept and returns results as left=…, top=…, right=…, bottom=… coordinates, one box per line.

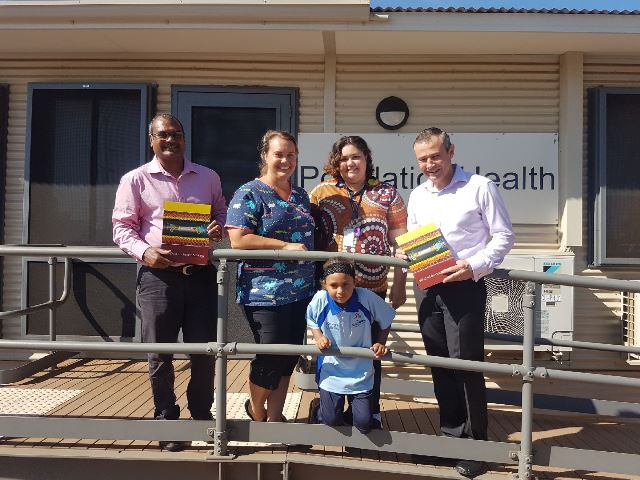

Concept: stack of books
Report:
left=396, top=224, right=456, bottom=289
left=161, top=201, right=211, bottom=265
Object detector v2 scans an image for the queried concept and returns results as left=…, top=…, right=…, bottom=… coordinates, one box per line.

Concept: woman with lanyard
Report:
left=226, top=130, right=315, bottom=423
left=309, top=135, right=408, bottom=429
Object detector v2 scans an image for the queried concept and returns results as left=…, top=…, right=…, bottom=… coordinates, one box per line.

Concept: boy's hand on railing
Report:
left=315, top=335, right=331, bottom=350
left=371, top=343, right=389, bottom=358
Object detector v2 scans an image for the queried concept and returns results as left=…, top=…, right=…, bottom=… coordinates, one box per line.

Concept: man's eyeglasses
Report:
left=151, top=131, right=184, bottom=140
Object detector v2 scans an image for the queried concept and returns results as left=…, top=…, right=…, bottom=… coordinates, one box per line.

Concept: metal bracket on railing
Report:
left=512, top=454, right=536, bottom=480
left=533, top=366, right=549, bottom=379
left=522, top=368, right=535, bottom=382
left=216, top=259, right=228, bottom=285
left=206, top=342, right=221, bottom=356
left=206, top=429, right=235, bottom=460
left=207, top=342, right=226, bottom=358
left=511, top=365, right=536, bottom=382
left=225, top=342, right=237, bottom=355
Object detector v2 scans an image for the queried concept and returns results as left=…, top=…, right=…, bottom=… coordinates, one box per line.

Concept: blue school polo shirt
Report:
left=306, top=288, right=395, bottom=394
left=226, top=179, right=315, bottom=306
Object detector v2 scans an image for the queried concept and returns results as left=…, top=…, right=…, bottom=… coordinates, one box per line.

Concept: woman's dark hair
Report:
left=257, top=130, right=298, bottom=176
left=324, top=135, right=374, bottom=181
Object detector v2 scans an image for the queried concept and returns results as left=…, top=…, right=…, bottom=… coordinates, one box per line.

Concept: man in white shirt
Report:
left=405, top=127, right=514, bottom=477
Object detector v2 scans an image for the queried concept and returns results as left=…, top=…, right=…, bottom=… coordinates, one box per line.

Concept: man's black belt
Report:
left=164, top=264, right=209, bottom=275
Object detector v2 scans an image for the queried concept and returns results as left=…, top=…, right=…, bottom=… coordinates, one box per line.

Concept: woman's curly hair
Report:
left=324, top=135, right=374, bottom=181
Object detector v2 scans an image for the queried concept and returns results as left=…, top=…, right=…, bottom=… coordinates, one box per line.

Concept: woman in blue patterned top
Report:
left=226, top=130, right=315, bottom=423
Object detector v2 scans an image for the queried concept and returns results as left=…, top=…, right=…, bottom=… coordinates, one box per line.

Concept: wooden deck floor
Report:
left=1, top=358, right=639, bottom=480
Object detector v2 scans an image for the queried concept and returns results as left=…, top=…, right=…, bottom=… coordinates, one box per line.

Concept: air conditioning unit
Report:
left=621, top=289, right=640, bottom=363
left=485, top=253, right=574, bottom=351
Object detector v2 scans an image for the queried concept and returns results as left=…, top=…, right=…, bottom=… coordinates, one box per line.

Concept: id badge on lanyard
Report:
left=341, top=186, right=365, bottom=252
left=342, top=227, right=362, bottom=250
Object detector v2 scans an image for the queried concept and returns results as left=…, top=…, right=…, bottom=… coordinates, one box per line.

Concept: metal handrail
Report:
left=0, top=257, right=72, bottom=320
left=0, top=245, right=639, bottom=479
left=1, top=244, right=638, bottom=293
left=394, top=324, right=640, bottom=355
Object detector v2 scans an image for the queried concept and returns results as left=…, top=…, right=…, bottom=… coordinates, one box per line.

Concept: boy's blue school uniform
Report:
left=306, top=288, right=395, bottom=394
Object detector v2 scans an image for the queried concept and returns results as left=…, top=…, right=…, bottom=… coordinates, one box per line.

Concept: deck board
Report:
left=1, top=358, right=640, bottom=479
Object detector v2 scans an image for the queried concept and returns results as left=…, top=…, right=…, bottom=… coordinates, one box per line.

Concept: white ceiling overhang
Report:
left=0, top=3, right=639, bottom=55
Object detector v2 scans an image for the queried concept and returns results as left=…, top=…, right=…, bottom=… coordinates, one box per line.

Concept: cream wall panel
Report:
left=0, top=54, right=324, bottom=340
left=335, top=55, right=559, bottom=134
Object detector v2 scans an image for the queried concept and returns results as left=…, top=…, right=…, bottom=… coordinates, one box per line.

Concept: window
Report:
left=26, top=84, right=153, bottom=245
left=24, top=83, right=154, bottom=338
left=588, top=87, right=640, bottom=266
left=172, top=85, right=298, bottom=200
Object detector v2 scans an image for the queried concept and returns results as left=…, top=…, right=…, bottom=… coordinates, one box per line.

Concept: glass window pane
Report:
left=29, top=89, right=141, bottom=246
left=605, top=94, right=640, bottom=259
left=191, top=106, right=276, bottom=201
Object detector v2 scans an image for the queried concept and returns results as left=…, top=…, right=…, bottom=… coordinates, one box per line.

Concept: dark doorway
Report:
left=172, top=86, right=299, bottom=343
left=24, top=83, right=153, bottom=339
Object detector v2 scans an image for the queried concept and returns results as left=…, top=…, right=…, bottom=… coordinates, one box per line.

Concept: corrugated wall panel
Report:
left=335, top=55, right=559, bottom=133
left=0, top=54, right=324, bottom=340
left=570, top=57, right=640, bottom=369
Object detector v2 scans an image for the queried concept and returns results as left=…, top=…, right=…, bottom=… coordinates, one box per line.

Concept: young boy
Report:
left=306, top=258, right=395, bottom=434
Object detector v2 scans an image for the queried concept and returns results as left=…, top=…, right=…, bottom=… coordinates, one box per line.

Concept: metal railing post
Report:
left=48, top=257, right=57, bottom=342
left=517, top=281, right=536, bottom=479
left=213, top=258, right=230, bottom=456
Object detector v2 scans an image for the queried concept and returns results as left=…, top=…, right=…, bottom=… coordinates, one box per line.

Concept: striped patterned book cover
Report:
left=161, top=201, right=211, bottom=265
left=396, top=224, right=456, bottom=289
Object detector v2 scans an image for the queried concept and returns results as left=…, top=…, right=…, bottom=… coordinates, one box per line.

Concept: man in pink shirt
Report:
left=113, top=113, right=226, bottom=452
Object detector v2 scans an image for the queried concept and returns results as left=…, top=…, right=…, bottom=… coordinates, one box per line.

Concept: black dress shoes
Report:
left=159, top=440, right=189, bottom=452
left=455, top=460, right=487, bottom=477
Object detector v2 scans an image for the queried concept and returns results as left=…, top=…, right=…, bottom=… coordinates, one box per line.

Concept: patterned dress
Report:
left=309, top=178, right=407, bottom=293
left=226, top=179, right=316, bottom=306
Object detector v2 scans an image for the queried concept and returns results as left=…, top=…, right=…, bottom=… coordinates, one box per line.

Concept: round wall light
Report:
left=375, top=96, right=409, bottom=130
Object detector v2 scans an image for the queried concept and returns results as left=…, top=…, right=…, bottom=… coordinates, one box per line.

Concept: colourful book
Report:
left=396, top=224, right=456, bottom=289
left=161, top=201, right=211, bottom=265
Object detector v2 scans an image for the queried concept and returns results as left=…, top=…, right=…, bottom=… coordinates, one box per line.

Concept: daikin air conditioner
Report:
left=621, top=288, right=640, bottom=363
left=484, top=253, right=574, bottom=351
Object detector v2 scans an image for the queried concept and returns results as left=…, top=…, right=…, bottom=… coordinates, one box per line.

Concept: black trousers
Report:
left=243, top=299, right=308, bottom=390
left=414, top=279, right=488, bottom=440
left=137, top=265, right=217, bottom=420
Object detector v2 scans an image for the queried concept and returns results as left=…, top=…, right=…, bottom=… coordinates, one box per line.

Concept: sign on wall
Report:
left=298, top=133, right=558, bottom=224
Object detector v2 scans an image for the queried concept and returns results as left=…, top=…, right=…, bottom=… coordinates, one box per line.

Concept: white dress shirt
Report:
left=407, top=164, right=515, bottom=281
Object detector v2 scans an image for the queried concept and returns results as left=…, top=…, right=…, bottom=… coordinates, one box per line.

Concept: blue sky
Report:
left=371, top=0, right=638, bottom=10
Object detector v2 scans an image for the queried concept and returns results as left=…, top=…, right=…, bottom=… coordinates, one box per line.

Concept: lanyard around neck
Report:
left=346, top=184, right=366, bottom=221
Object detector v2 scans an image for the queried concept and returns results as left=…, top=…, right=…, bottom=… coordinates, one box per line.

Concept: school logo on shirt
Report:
left=352, top=311, right=365, bottom=327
